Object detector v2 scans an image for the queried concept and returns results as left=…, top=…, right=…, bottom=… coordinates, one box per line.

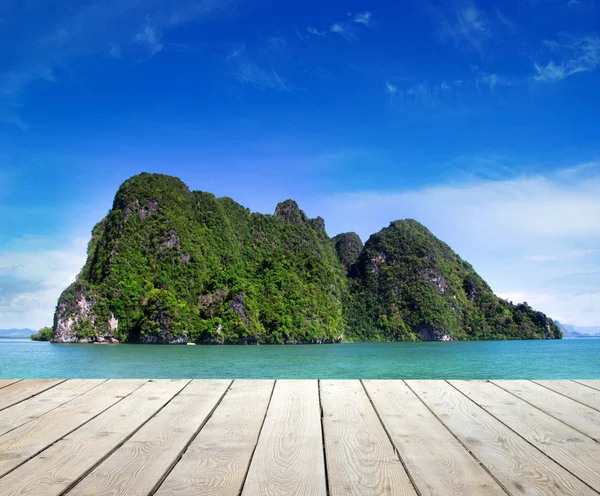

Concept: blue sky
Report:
left=1, top=0, right=599, bottom=329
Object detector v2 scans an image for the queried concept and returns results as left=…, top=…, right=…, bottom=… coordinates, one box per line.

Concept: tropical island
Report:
left=51, top=173, right=561, bottom=344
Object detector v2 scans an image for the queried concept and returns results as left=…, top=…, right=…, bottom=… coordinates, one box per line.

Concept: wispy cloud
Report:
left=306, top=26, right=326, bottom=37
left=354, top=11, right=372, bottom=26
left=108, top=43, right=122, bottom=58
left=493, top=5, right=515, bottom=30
left=228, top=45, right=291, bottom=92
left=471, top=65, right=513, bottom=88
left=330, top=22, right=356, bottom=41
left=533, top=33, right=600, bottom=82
left=0, top=0, right=235, bottom=126
left=329, top=11, right=374, bottom=41
left=134, top=19, right=163, bottom=56
left=435, top=0, right=492, bottom=51
left=385, top=81, right=397, bottom=94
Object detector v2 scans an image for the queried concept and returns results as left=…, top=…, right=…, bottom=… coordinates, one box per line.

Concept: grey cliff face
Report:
left=52, top=285, right=119, bottom=343
left=414, top=324, right=453, bottom=341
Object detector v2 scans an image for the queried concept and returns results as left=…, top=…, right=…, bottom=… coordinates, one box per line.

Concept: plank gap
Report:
left=59, top=380, right=192, bottom=496
left=146, top=379, right=234, bottom=495
left=573, top=380, right=600, bottom=393
left=406, top=381, right=512, bottom=496
left=448, top=380, right=600, bottom=494
left=0, top=379, right=67, bottom=413
left=317, top=380, right=330, bottom=496
left=237, top=379, right=277, bottom=496
left=532, top=380, right=600, bottom=413
left=0, top=380, right=22, bottom=391
left=360, top=380, right=422, bottom=496
left=0, top=380, right=149, bottom=481
left=491, top=380, right=600, bottom=444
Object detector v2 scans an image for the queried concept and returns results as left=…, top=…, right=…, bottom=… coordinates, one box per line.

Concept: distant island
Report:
left=555, top=321, right=600, bottom=338
left=51, top=173, right=561, bottom=344
left=0, top=328, right=35, bottom=339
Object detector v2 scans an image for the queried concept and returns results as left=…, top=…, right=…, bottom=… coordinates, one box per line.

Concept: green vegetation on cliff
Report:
left=53, top=173, right=561, bottom=344
left=31, top=326, right=53, bottom=341
left=344, top=220, right=560, bottom=341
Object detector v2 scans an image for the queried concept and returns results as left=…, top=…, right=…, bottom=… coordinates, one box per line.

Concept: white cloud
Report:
left=494, top=6, right=514, bottom=30
left=471, top=65, right=513, bottom=89
left=533, top=34, right=600, bottom=82
left=0, top=236, right=87, bottom=329
left=228, top=45, right=291, bottom=92
left=330, top=22, right=354, bottom=41
left=0, top=0, right=235, bottom=104
left=385, top=81, right=397, bottom=94
left=307, top=26, right=326, bottom=36
left=108, top=42, right=122, bottom=58
left=354, top=11, right=372, bottom=26
left=436, top=0, right=492, bottom=51
left=135, top=20, right=163, bottom=56
left=312, top=162, right=600, bottom=326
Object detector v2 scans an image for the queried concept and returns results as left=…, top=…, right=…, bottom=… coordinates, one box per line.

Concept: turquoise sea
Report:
left=1, top=338, right=599, bottom=379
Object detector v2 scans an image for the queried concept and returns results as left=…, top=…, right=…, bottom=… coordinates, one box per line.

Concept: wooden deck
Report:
left=0, top=380, right=599, bottom=495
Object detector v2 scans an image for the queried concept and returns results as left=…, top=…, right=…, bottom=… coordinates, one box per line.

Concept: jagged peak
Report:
left=274, top=200, right=308, bottom=224
left=113, top=173, right=191, bottom=211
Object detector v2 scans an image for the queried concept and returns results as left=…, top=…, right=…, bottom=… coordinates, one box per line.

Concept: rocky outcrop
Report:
left=333, top=232, right=363, bottom=269
left=52, top=283, right=121, bottom=343
left=419, top=268, right=447, bottom=294
left=124, top=199, right=159, bottom=221
left=231, top=292, right=249, bottom=327
left=274, top=200, right=308, bottom=224
left=414, top=324, right=453, bottom=341
left=275, top=200, right=328, bottom=236
left=52, top=284, right=99, bottom=343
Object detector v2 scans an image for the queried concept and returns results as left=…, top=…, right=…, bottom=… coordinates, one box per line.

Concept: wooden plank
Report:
left=0, top=380, right=105, bottom=438
left=493, top=380, right=600, bottom=442
left=156, top=380, right=274, bottom=496
left=320, top=380, right=416, bottom=496
left=363, top=380, right=505, bottom=495
left=0, top=380, right=64, bottom=412
left=241, top=380, right=326, bottom=496
left=452, top=380, right=600, bottom=492
left=0, top=379, right=189, bottom=496
left=0, top=379, right=146, bottom=478
left=574, top=380, right=600, bottom=392
left=412, top=380, right=596, bottom=496
left=534, top=380, right=600, bottom=411
left=68, top=380, right=230, bottom=496
left=0, top=381, right=21, bottom=390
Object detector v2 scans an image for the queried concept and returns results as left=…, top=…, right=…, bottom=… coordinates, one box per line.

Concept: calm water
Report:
left=1, top=338, right=599, bottom=379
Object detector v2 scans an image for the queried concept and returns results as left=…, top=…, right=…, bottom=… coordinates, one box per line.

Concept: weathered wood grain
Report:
left=413, top=380, right=596, bottom=496
left=534, top=380, right=600, bottom=411
left=0, top=381, right=21, bottom=390
left=68, top=379, right=230, bottom=496
left=0, top=380, right=64, bottom=412
left=0, top=379, right=186, bottom=496
left=242, top=380, right=326, bottom=496
left=0, top=379, right=105, bottom=438
left=0, top=379, right=145, bottom=478
left=363, top=380, right=504, bottom=495
left=574, top=380, right=600, bottom=392
left=321, top=380, right=416, bottom=496
left=0, top=379, right=597, bottom=495
left=156, top=380, right=274, bottom=496
left=493, top=380, right=600, bottom=442
left=452, top=380, right=600, bottom=492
